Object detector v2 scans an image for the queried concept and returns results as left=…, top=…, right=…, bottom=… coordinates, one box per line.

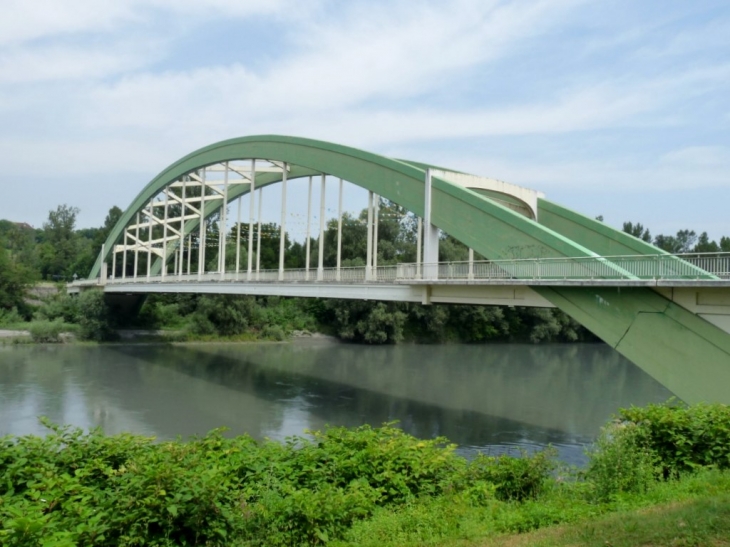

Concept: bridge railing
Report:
left=399, top=252, right=730, bottom=281
left=69, top=252, right=730, bottom=287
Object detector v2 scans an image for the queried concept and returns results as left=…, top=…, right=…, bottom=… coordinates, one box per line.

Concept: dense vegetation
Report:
left=1, top=402, right=729, bottom=546
left=2, top=203, right=729, bottom=344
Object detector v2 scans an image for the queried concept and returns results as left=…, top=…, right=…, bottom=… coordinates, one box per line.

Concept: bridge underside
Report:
left=88, top=135, right=730, bottom=405
left=101, top=281, right=554, bottom=307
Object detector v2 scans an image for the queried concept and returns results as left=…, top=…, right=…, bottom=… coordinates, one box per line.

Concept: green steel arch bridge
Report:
left=69, top=135, right=730, bottom=404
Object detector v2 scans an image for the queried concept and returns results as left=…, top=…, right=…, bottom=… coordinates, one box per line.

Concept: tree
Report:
left=694, top=232, right=720, bottom=253
left=622, top=221, right=651, bottom=243
left=721, top=237, right=730, bottom=252
left=40, top=204, right=80, bottom=279
left=0, top=242, right=29, bottom=313
left=653, top=229, right=697, bottom=254
left=76, top=289, right=116, bottom=341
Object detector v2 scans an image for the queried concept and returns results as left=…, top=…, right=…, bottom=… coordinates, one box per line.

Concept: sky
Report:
left=0, top=0, right=728, bottom=241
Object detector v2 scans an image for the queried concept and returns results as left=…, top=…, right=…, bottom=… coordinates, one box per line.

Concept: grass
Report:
left=332, top=469, right=730, bottom=547
left=480, top=495, right=730, bottom=547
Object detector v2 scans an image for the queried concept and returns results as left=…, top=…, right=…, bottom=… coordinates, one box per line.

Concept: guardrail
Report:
left=398, top=253, right=730, bottom=281
left=67, top=252, right=730, bottom=287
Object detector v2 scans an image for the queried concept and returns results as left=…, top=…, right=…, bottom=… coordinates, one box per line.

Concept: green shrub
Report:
left=28, top=320, right=66, bottom=343
left=34, top=293, right=79, bottom=323
left=0, top=306, right=24, bottom=326
left=445, top=449, right=556, bottom=503
left=585, top=421, right=660, bottom=501
left=76, top=290, right=115, bottom=341
left=190, top=295, right=260, bottom=336
left=262, top=324, right=287, bottom=341
left=620, top=401, right=730, bottom=477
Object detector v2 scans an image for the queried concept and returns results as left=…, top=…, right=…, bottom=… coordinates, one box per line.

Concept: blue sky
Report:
left=0, top=0, right=728, bottom=240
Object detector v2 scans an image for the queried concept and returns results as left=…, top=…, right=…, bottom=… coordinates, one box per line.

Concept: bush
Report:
left=619, top=401, right=730, bottom=477
left=190, top=295, right=260, bottom=336
left=585, top=421, right=659, bottom=501
left=76, top=290, right=115, bottom=341
left=462, top=449, right=556, bottom=502
left=0, top=306, right=24, bottom=326
left=28, top=320, right=66, bottom=343
left=262, top=324, right=287, bottom=341
left=35, top=293, right=79, bottom=323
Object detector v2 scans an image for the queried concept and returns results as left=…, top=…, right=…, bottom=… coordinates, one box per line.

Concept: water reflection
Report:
left=0, top=341, right=672, bottom=465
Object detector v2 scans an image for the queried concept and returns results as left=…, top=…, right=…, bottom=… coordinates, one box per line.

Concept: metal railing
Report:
left=399, top=253, right=730, bottom=281
left=69, top=252, right=730, bottom=288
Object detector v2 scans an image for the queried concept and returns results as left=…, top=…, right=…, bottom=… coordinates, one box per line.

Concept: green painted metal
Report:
left=95, top=135, right=730, bottom=404
left=534, top=198, right=730, bottom=403
left=93, top=135, right=621, bottom=278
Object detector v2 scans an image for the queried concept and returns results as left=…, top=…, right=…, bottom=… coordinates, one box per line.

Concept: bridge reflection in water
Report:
left=0, top=342, right=672, bottom=465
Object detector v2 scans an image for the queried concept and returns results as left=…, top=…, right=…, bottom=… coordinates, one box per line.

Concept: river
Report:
left=0, top=340, right=672, bottom=465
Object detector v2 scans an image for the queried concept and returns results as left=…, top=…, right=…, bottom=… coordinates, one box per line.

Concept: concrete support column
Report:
left=317, top=174, right=326, bottom=281
left=122, top=236, right=127, bottom=279
left=134, top=213, right=140, bottom=279
left=219, top=162, right=229, bottom=279
left=247, top=160, right=256, bottom=281
left=336, top=178, right=343, bottom=281
left=256, top=187, right=262, bottom=279
left=180, top=178, right=187, bottom=276
left=147, top=205, right=152, bottom=280
left=468, top=248, right=474, bottom=280
left=235, top=171, right=243, bottom=279
left=423, top=169, right=439, bottom=280
left=162, top=192, right=169, bottom=280
left=112, top=247, right=116, bottom=280
left=372, top=194, right=379, bottom=281
left=416, top=217, right=422, bottom=279
left=278, top=164, right=287, bottom=281
left=198, top=169, right=206, bottom=280
left=305, top=176, right=312, bottom=280
left=366, top=191, right=373, bottom=281
left=187, top=235, right=192, bottom=275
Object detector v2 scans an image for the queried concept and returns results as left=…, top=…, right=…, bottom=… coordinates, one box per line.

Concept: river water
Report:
left=0, top=340, right=672, bottom=465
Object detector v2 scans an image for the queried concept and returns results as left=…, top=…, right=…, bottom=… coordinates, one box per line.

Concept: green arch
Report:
left=94, top=135, right=730, bottom=404
left=92, top=135, right=624, bottom=279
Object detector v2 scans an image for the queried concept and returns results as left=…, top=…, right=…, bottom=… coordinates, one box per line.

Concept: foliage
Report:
left=2, top=405, right=730, bottom=546
left=0, top=421, right=556, bottom=547
left=325, top=300, right=407, bottom=344
left=0, top=306, right=24, bottom=326
left=76, top=290, right=116, bottom=341
left=0, top=244, right=30, bottom=313
left=190, top=295, right=260, bottom=336
left=39, top=204, right=80, bottom=280
left=35, top=292, right=80, bottom=324
left=619, top=401, right=730, bottom=477
left=262, top=324, right=287, bottom=341
left=28, top=320, right=67, bottom=343
left=454, top=449, right=557, bottom=502
left=622, top=221, right=652, bottom=243
left=585, top=421, right=660, bottom=501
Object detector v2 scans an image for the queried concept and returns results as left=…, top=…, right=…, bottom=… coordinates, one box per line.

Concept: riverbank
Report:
left=1, top=403, right=729, bottom=546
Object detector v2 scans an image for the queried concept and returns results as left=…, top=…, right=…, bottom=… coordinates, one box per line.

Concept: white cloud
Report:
left=0, top=0, right=728, bottom=238
left=0, top=42, right=162, bottom=84
left=0, top=0, right=305, bottom=46
left=452, top=144, right=730, bottom=193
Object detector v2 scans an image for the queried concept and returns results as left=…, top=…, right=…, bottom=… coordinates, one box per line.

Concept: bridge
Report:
left=69, top=135, right=730, bottom=405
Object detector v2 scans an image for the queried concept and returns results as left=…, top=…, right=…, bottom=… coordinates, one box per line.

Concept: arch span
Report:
left=91, top=135, right=612, bottom=279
